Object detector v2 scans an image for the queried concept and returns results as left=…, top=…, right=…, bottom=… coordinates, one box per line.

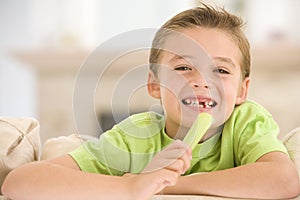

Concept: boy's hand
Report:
left=124, top=140, right=192, bottom=199
left=142, top=140, right=192, bottom=175
left=124, top=169, right=180, bottom=199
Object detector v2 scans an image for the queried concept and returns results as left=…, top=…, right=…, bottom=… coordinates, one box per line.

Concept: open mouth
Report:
left=181, top=97, right=217, bottom=109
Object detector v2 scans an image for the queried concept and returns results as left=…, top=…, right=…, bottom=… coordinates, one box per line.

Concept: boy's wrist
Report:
left=156, top=175, right=184, bottom=195
left=122, top=173, right=142, bottom=200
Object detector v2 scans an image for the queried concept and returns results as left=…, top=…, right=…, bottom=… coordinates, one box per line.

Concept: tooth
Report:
left=183, top=99, right=191, bottom=105
left=205, top=102, right=209, bottom=107
left=192, top=101, right=197, bottom=106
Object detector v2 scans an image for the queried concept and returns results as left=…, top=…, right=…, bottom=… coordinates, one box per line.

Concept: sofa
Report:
left=1, top=117, right=300, bottom=199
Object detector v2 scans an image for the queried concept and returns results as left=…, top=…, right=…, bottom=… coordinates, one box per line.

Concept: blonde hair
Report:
left=149, top=4, right=250, bottom=80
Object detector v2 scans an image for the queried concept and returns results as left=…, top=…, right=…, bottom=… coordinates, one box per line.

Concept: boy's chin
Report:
left=179, top=117, right=198, bottom=128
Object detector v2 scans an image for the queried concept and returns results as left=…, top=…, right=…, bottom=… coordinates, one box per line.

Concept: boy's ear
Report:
left=236, top=77, right=250, bottom=105
left=147, top=71, right=161, bottom=99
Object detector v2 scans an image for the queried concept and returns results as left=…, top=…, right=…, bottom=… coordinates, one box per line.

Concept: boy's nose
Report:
left=192, top=83, right=209, bottom=89
left=189, top=75, right=209, bottom=89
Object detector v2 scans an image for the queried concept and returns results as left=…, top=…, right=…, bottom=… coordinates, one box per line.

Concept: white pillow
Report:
left=282, top=127, right=300, bottom=175
left=41, top=134, right=94, bottom=160
left=0, top=117, right=40, bottom=192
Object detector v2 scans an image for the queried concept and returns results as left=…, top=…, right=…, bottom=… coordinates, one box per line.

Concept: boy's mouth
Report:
left=181, top=97, right=217, bottom=109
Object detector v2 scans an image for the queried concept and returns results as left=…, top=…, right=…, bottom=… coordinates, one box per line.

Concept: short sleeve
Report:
left=69, top=126, right=131, bottom=176
left=228, top=101, right=288, bottom=165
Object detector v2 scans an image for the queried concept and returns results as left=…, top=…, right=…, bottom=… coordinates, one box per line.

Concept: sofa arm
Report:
left=282, top=127, right=300, bottom=176
left=0, top=117, right=40, bottom=193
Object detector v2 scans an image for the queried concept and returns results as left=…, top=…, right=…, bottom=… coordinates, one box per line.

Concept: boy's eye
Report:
left=213, top=68, right=230, bottom=74
left=174, top=66, right=192, bottom=71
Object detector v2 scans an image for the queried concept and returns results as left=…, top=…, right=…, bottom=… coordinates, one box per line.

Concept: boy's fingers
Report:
left=167, top=139, right=190, bottom=151
left=166, top=152, right=193, bottom=175
left=164, top=147, right=192, bottom=172
left=156, top=150, right=191, bottom=172
left=143, top=140, right=192, bottom=173
left=179, top=152, right=192, bottom=172
left=161, top=143, right=192, bottom=159
left=165, top=158, right=185, bottom=174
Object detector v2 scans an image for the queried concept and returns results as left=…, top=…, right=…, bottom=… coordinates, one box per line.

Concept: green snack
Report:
left=183, top=112, right=213, bottom=149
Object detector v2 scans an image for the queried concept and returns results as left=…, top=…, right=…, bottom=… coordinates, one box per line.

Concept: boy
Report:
left=2, top=4, right=300, bottom=200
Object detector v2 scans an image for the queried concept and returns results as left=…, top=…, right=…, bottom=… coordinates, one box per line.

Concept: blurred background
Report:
left=0, top=0, right=299, bottom=143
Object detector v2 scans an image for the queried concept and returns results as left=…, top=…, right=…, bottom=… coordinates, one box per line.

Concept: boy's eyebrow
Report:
left=212, top=57, right=236, bottom=68
left=169, top=54, right=194, bottom=63
left=169, top=54, right=237, bottom=68
left=169, top=54, right=185, bottom=63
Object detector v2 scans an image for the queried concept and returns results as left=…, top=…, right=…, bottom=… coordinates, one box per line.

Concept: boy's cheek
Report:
left=159, top=85, right=181, bottom=102
left=159, top=73, right=187, bottom=92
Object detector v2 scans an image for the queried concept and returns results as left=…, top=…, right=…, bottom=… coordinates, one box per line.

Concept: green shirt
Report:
left=69, top=100, right=287, bottom=175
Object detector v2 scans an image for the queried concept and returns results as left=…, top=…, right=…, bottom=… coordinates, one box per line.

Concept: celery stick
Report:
left=183, top=113, right=213, bottom=149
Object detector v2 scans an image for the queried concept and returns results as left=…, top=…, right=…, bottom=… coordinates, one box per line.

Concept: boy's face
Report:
left=148, top=27, right=249, bottom=139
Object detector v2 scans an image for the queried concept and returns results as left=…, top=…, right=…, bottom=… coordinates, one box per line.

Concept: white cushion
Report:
left=41, top=134, right=94, bottom=160
left=0, top=117, right=40, bottom=193
left=282, top=127, right=300, bottom=175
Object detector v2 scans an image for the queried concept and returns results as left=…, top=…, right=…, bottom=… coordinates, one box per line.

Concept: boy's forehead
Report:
left=157, top=28, right=242, bottom=69
left=156, top=31, right=212, bottom=63
left=162, top=32, right=207, bottom=56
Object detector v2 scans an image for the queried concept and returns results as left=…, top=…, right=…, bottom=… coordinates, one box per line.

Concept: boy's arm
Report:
left=1, top=140, right=192, bottom=200
left=162, top=151, right=300, bottom=199
left=2, top=155, right=135, bottom=200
